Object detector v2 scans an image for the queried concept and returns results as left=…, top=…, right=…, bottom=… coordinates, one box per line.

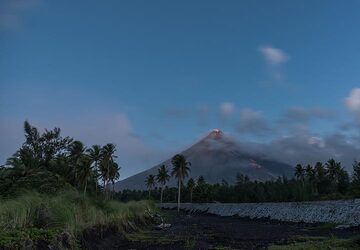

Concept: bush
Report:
left=0, top=190, right=154, bottom=248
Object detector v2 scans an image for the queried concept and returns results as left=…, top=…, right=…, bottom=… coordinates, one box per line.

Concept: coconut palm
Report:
left=187, top=178, right=196, bottom=203
left=87, top=145, right=103, bottom=194
left=171, top=154, right=191, bottom=211
left=100, top=143, right=117, bottom=198
left=305, top=164, right=317, bottom=194
left=295, top=164, right=305, bottom=185
left=77, top=156, right=93, bottom=196
left=69, top=140, right=86, bottom=186
left=109, top=162, right=121, bottom=195
left=145, top=174, right=156, bottom=199
left=325, top=159, right=341, bottom=181
left=156, top=165, right=170, bottom=204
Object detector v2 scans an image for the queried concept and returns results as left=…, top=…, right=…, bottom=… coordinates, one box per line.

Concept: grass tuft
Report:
left=0, top=190, right=154, bottom=248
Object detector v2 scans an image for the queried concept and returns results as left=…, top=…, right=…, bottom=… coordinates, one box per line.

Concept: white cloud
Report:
left=220, top=102, right=235, bottom=116
left=259, top=46, right=289, bottom=65
left=345, top=88, right=360, bottom=113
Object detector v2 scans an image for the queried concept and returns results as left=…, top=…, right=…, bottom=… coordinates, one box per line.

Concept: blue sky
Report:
left=1, top=0, right=360, bottom=178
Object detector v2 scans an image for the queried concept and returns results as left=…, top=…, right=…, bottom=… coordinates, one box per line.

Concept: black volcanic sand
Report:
left=85, top=210, right=360, bottom=249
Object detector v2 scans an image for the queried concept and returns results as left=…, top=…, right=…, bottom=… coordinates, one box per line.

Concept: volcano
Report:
left=114, top=129, right=293, bottom=190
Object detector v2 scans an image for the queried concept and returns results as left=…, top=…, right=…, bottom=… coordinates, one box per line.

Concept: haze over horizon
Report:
left=1, top=0, right=360, bottom=179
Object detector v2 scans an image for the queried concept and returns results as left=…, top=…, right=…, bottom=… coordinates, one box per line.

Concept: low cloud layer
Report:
left=237, top=108, right=270, bottom=135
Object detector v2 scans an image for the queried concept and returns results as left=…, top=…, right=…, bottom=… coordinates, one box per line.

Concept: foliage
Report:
left=0, top=191, right=154, bottom=248
left=119, top=159, right=357, bottom=203
left=171, top=154, right=191, bottom=211
left=0, top=121, right=120, bottom=198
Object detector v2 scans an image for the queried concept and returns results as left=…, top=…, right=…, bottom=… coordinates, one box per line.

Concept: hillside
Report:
left=115, top=129, right=293, bottom=190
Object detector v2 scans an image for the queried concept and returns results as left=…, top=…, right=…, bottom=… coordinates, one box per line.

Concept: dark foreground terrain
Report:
left=86, top=210, right=360, bottom=249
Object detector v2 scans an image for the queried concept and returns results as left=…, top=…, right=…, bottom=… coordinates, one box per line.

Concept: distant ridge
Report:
left=114, top=129, right=293, bottom=190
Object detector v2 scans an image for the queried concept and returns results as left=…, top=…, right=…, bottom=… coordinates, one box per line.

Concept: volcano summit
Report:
left=114, top=129, right=293, bottom=190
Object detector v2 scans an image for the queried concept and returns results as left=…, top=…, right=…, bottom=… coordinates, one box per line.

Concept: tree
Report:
left=69, top=140, right=86, bottom=187
left=314, top=162, right=329, bottom=195
left=87, top=145, right=103, bottom=195
left=171, top=154, right=191, bottom=211
left=325, top=159, right=341, bottom=192
left=109, top=162, right=121, bottom=197
left=77, top=155, right=93, bottom=196
left=100, top=143, right=117, bottom=198
left=145, top=174, right=156, bottom=199
left=352, top=161, right=360, bottom=196
left=295, top=164, right=305, bottom=185
left=187, top=178, right=196, bottom=203
left=305, top=164, right=317, bottom=194
left=156, top=165, right=170, bottom=204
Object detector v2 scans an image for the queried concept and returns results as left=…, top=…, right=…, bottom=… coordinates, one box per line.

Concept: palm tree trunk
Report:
left=148, top=188, right=150, bottom=199
left=95, top=163, right=98, bottom=197
left=190, top=190, right=193, bottom=203
left=160, top=186, right=164, bottom=204
left=177, top=179, right=181, bottom=212
left=84, top=180, right=87, bottom=196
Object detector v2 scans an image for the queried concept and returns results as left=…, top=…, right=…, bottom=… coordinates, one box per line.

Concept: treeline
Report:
left=0, top=121, right=120, bottom=198
left=116, top=160, right=360, bottom=203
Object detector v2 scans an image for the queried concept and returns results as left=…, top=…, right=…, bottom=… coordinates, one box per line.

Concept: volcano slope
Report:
left=115, top=129, right=293, bottom=190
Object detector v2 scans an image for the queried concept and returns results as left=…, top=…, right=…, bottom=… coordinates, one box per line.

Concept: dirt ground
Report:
left=85, top=209, right=360, bottom=249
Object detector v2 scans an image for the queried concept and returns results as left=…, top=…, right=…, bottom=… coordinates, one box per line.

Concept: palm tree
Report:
left=325, top=159, right=341, bottom=181
left=108, top=162, right=120, bottom=198
left=69, top=140, right=86, bottom=186
left=156, top=165, right=170, bottom=204
left=77, top=156, right=92, bottom=196
left=295, top=164, right=305, bottom=185
left=145, top=174, right=156, bottom=199
left=171, top=154, right=191, bottom=211
left=305, top=164, right=317, bottom=194
left=100, top=143, right=117, bottom=198
left=187, top=178, right=196, bottom=203
left=87, top=145, right=103, bottom=195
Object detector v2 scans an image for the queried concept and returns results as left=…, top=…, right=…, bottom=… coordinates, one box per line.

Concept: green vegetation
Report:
left=156, top=165, right=170, bottom=204
left=0, top=121, right=154, bottom=248
left=270, top=236, right=360, bottom=250
left=171, top=154, right=191, bottom=211
left=119, top=159, right=360, bottom=203
left=0, top=191, right=153, bottom=248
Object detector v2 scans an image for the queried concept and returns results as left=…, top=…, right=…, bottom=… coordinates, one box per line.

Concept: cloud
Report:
left=219, top=102, right=235, bottom=117
left=345, top=88, right=360, bottom=122
left=240, top=132, right=360, bottom=171
left=259, top=46, right=289, bottom=65
left=259, top=45, right=289, bottom=81
left=0, top=14, right=20, bottom=30
left=162, top=108, right=187, bottom=119
left=282, top=107, right=334, bottom=124
left=0, top=0, right=40, bottom=31
left=237, top=108, right=270, bottom=135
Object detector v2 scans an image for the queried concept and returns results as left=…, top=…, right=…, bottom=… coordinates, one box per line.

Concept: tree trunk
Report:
left=148, top=188, right=150, bottom=199
left=95, top=163, right=98, bottom=197
left=177, top=179, right=181, bottom=212
left=190, top=189, right=193, bottom=203
left=84, top=180, right=87, bottom=196
left=160, top=186, right=164, bottom=204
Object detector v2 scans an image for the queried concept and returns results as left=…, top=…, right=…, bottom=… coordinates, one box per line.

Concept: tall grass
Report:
left=0, top=191, right=154, bottom=248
